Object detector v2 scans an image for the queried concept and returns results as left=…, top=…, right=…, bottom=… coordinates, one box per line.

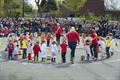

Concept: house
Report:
left=60, top=0, right=120, bottom=20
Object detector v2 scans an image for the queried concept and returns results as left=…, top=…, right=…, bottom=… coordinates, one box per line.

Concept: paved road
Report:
left=0, top=38, right=120, bottom=80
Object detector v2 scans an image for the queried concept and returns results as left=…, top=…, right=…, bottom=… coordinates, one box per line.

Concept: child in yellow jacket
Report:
left=105, top=36, right=112, bottom=58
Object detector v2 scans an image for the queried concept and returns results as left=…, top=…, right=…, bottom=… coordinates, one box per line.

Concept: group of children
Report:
left=5, top=32, right=68, bottom=64
left=5, top=31, right=117, bottom=63
left=83, top=33, right=117, bottom=61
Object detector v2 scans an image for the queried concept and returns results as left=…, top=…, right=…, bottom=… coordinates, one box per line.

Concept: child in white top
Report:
left=98, top=37, right=106, bottom=59
left=41, top=41, right=47, bottom=62
left=51, top=41, right=58, bottom=62
left=84, top=39, right=91, bottom=60
left=27, top=42, right=33, bottom=60
left=13, top=45, right=19, bottom=60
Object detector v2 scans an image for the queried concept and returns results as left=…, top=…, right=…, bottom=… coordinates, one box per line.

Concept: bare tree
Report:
left=35, top=0, right=46, bottom=16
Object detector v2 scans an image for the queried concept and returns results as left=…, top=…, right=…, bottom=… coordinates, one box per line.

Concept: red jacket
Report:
left=66, top=31, right=80, bottom=42
left=7, top=44, right=14, bottom=53
left=33, top=44, right=41, bottom=54
left=54, top=26, right=62, bottom=35
left=60, top=42, right=68, bottom=53
left=46, top=34, right=51, bottom=41
left=90, top=32, right=98, bottom=44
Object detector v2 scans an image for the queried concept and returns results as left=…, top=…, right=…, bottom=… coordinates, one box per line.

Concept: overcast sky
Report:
left=28, top=0, right=120, bottom=10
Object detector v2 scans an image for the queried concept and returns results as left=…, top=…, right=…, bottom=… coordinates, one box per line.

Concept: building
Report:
left=60, top=0, right=120, bottom=20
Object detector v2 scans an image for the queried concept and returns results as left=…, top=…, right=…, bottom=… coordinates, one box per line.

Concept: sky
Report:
left=28, top=0, right=38, bottom=9
left=28, top=0, right=120, bottom=10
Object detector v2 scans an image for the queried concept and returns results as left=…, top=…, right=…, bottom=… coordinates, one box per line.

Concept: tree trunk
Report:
left=37, top=7, right=42, bottom=17
left=4, top=0, right=9, bottom=17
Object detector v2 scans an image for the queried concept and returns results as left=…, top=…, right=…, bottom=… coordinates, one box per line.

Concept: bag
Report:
left=47, top=56, right=51, bottom=60
left=28, top=54, right=32, bottom=60
left=81, top=55, right=85, bottom=61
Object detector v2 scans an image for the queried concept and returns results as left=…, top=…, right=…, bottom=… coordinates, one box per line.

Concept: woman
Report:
left=90, top=29, right=99, bottom=60
left=66, top=27, right=80, bottom=64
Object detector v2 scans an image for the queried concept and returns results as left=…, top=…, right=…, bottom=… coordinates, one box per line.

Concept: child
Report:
left=84, top=39, right=91, bottom=60
left=33, top=42, right=41, bottom=62
left=46, top=32, right=52, bottom=47
left=27, top=42, right=32, bottom=60
left=105, top=36, right=112, bottom=58
left=51, top=41, right=58, bottom=62
left=13, top=45, right=19, bottom=60
left=29, top=33, right=33, bottom=43
left=98, top=37, right=106, bottom=59
left=40, top=32, right=46, bottom=43
left=41, top=41, right=47, bottom=62
left=60, top=41, right=68, bottom=63
left=6, top=40, right=14, bottom=60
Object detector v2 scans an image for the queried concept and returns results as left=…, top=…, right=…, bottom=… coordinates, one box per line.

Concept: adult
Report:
left=90, top=29, right=99, bottom=60
left=66, top=27, right=80, bottom=64
left=54, top=23, right=62, bottom=45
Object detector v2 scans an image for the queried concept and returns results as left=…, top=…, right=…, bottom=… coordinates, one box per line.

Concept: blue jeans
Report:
left=22, top=48, right=27, bottom=59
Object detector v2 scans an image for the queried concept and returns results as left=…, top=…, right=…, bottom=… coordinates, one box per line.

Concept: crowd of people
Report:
left=0, top=17, right=120, bottom=38
left=0, top=17, right=119, bottom=64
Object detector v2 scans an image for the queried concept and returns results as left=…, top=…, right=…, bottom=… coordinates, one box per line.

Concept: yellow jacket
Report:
left=105, top=39, right=112, bottom=47
left=22, top=40, right=27, bottom=48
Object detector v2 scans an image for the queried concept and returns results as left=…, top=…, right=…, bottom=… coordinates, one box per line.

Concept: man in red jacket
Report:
left=66, top=27, right=80, bottom=64
left=54, top=23, right=62, bottom=45
left=33, top=42, right=41, bottom=62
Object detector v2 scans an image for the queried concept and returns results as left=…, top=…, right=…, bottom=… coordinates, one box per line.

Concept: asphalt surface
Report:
left=0, top=37, right=120, bottom=80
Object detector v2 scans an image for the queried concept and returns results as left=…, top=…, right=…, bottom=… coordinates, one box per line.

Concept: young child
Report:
left=40, top=32, right=46, bottom=43
left=98, top=37, right=106, bottom=59
left=13, top=45, right=19, bottom=60
left=33, top=42, right=41, bottom=62
left=105, top=36, right=112, bottom=58
left=46, top=32, right=52, bottom=47
left=41, top=41, right=47, bottom=62
left=51, top=41, right=58, bottom=62
left=60, top=40, right=68, bottom=63
left=84, top=39, right=91, bottom=60
left=27, top=42, right=33, bottom=60
left=6, top=40, right=14, bottom=60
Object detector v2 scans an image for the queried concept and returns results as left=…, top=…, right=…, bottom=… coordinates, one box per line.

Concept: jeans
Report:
left=68, top=41, right=77, bottom=61
left=106, top=47, right=110, bottom=58
left=8, top=52, right=13, bottom=60
left=90, top=43, right=98, bottom=58
left=22, top=48, right=27, bottom=59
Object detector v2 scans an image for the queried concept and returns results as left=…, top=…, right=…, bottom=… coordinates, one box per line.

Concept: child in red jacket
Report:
left=6, top=41, right=14, bottom=60
left=33, top=42, right=41, bottom=62
left=60, top=41, right=68, bottom=63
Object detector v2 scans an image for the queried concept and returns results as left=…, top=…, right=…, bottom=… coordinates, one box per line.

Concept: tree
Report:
left=3, top=0, right=22, bottom=17
left=2, top=0, right=33, bottom=17
left=44, top=0, right=57, bottom=12
left=35, top=0, right=57, bottom=16
left=35, top=0, right=46, bottom=16
left=24, top=2, right=33, bottom=13
left=0, top=0, right=4, bottom=16
left=63, top=0, right=86, bottom=16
